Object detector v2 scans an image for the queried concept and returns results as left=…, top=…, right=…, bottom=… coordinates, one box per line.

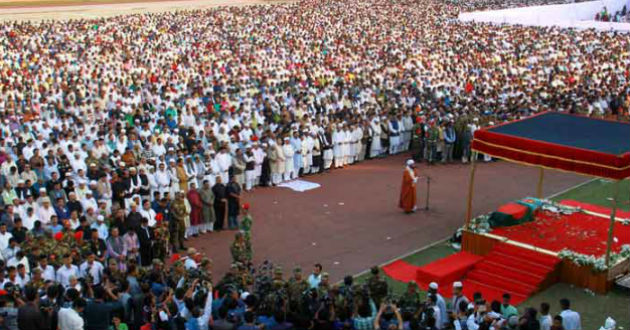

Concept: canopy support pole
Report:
left=537, top=167, right=544, bottom=199
left=605, top=180, right=620, bottom=268
left=464, top=152, right=478, bottom=230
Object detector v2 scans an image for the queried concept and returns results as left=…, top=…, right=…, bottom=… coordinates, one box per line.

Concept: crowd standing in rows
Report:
left=0, top=0, right=627, bottom=328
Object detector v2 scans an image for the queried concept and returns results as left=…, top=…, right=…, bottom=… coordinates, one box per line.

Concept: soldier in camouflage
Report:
left=367, top=266, right=388, bottom=306
left=230, top=231, right=251, bottom=264
left=286, top=266, right=309, bottom=312
left=170, top=191, right=188, bottom=251
left=398, top=281, right=422, bottom=315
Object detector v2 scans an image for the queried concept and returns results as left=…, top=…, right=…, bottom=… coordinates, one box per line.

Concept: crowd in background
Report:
left=0, top=0, right=627, bottom=328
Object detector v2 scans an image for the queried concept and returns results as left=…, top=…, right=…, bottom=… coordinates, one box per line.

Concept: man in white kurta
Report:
left=282, top=137, right=295, bottom=181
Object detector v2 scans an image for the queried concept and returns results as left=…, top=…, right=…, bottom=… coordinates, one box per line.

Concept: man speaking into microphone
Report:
left=399, top=159, right=418, bottom=214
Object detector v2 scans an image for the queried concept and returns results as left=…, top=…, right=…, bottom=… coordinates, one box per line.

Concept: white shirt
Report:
left=307, top=273, right=321, bottom=289
left=184, top=258, right=197, bottom=270
left=36, top=264, right=56, bottom=282
left=0, top=232, right=13, bottom=259
left=79, top=261, right=104, bottom=285
left=540, top=314, right=552, bottom=330
left=58, top=307, right=84, bottom=330
left=559, top=309, right=581, bottom=330
left=56, top=264, right=80, bottom=288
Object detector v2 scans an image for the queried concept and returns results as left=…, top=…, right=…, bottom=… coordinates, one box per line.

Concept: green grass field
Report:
left=551, top=178, right=630, bottom=212
left=355, top=179, right=630, bottom=329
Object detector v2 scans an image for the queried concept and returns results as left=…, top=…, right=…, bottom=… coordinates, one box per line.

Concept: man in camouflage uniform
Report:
left=216, top=263, right=241, bottom=294
left=426, top=120, right=440, bottom=164
left=367, top=266, right=388, bottom=306
left=170, top=191, right=188, bottom=251
left=240, top=207, right=253, bottom=258
left=317, top=272, right=331, bottom=299
left=230, top=231, right=251, bottom=264
left=286, top=266, right=309, bottom=311
left=153, top=222, right=170, bottom=261
left=398, top=281, right=422, bottom=315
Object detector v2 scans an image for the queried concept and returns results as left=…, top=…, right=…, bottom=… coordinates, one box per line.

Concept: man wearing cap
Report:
left=451, top=281, right=469, bottom=315
left=282, top=137, right=295, bottom=181
left=286, top=266, right=309, bottom=311
left=429, top=282, right=448, bottom=328
left=399, top=159, right=418, bottom=214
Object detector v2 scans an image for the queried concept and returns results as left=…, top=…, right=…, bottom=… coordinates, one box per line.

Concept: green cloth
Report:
left=109, top=324, right=129, bottom=330
left=501, top=304, right=518, bottom=319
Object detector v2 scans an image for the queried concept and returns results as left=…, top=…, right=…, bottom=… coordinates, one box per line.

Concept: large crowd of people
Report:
left=0, top=0, right=627, bottom=327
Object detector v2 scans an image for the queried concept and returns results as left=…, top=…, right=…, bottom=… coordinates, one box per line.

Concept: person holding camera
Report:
left=373, top=302, right=403, bottom=330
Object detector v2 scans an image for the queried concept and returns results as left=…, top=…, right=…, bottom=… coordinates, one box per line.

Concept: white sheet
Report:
left=277, top=179, right=321, bottom=192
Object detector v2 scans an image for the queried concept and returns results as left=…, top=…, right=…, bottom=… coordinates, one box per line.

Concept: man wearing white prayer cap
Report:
left=429, top=282, right=448, bottom=328
left=452, top=281, right=469, bottom=317
left=399, top=159, right=418, bottom=214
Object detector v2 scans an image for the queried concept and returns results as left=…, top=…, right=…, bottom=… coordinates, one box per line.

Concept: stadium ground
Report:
left=354, top=178, right=630, bottom=330
left=186, top=153, right=585, bottom=281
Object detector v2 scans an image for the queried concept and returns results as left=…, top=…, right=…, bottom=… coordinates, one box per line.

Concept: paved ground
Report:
left=0, top=0, right=288, bottom=21
left=187, top=154, right=586, bottom=281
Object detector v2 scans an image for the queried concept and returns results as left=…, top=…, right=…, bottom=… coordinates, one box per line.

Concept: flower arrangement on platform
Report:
left=558, top=244, right=630, bottom=272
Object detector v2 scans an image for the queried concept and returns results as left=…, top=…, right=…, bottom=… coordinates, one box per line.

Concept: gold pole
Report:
left=605, top=180, right=620, bottom=268
left=537, top=167, right=544, bottom=199
left=464, top=152, right=478, bottom=230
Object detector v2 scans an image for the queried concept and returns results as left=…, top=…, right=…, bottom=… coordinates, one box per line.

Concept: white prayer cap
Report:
left=65, top=172, right=73, bottom=177
left=453, top=281, right=463, bottom=288
left=466, top=303, right=475, bottom=310
left=168, top=147, right=175, bottom=151
left=599, top=317, right=616, bottom=330
left=39, top=187, right=47, bottom=192
left=489, top=122, right=495, bottom=126
left=240, top=292, right=250, bottom=300
left=97, top=215, right=104, bottom=221
left=89, top=180, right=97, bottom=186
left=406, top=159, right=415, bottom=166
left=429, top=282, right=438, bottom=290
left=18, top=179, right=24, bottom=184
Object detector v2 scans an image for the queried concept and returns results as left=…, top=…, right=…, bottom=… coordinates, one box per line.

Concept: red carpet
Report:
left=559, top=199, right=630, bottom=219
left=382, top=260, right=422, bottom=284
left=415, top=252, right=483, bottom=289
left=492, top=209, right=630, bottom=256
left=463, top=243, right=560, bottom=305
left=383, top=244, right=560, bottom=305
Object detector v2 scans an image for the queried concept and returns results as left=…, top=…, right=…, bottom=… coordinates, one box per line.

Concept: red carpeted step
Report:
left=484, top=252, right=552, bottom=277
left=474, top=261, right=545, bottom=287
left=466, top=269, right=537, bottom=296
left=415, top=252, right=483, bottom=285
left=493, top=243, right=560, bottom=267
left=382, top=260, right=422, bottom=284
left=463, top=279, right=528, bottom=305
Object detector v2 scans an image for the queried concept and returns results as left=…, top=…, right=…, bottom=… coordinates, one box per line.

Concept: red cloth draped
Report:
left=399, top=168, right=417, bottom=212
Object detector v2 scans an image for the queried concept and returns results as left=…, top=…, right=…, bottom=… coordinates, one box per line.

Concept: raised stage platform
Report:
left=383, top=199, right=630, bottom=304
